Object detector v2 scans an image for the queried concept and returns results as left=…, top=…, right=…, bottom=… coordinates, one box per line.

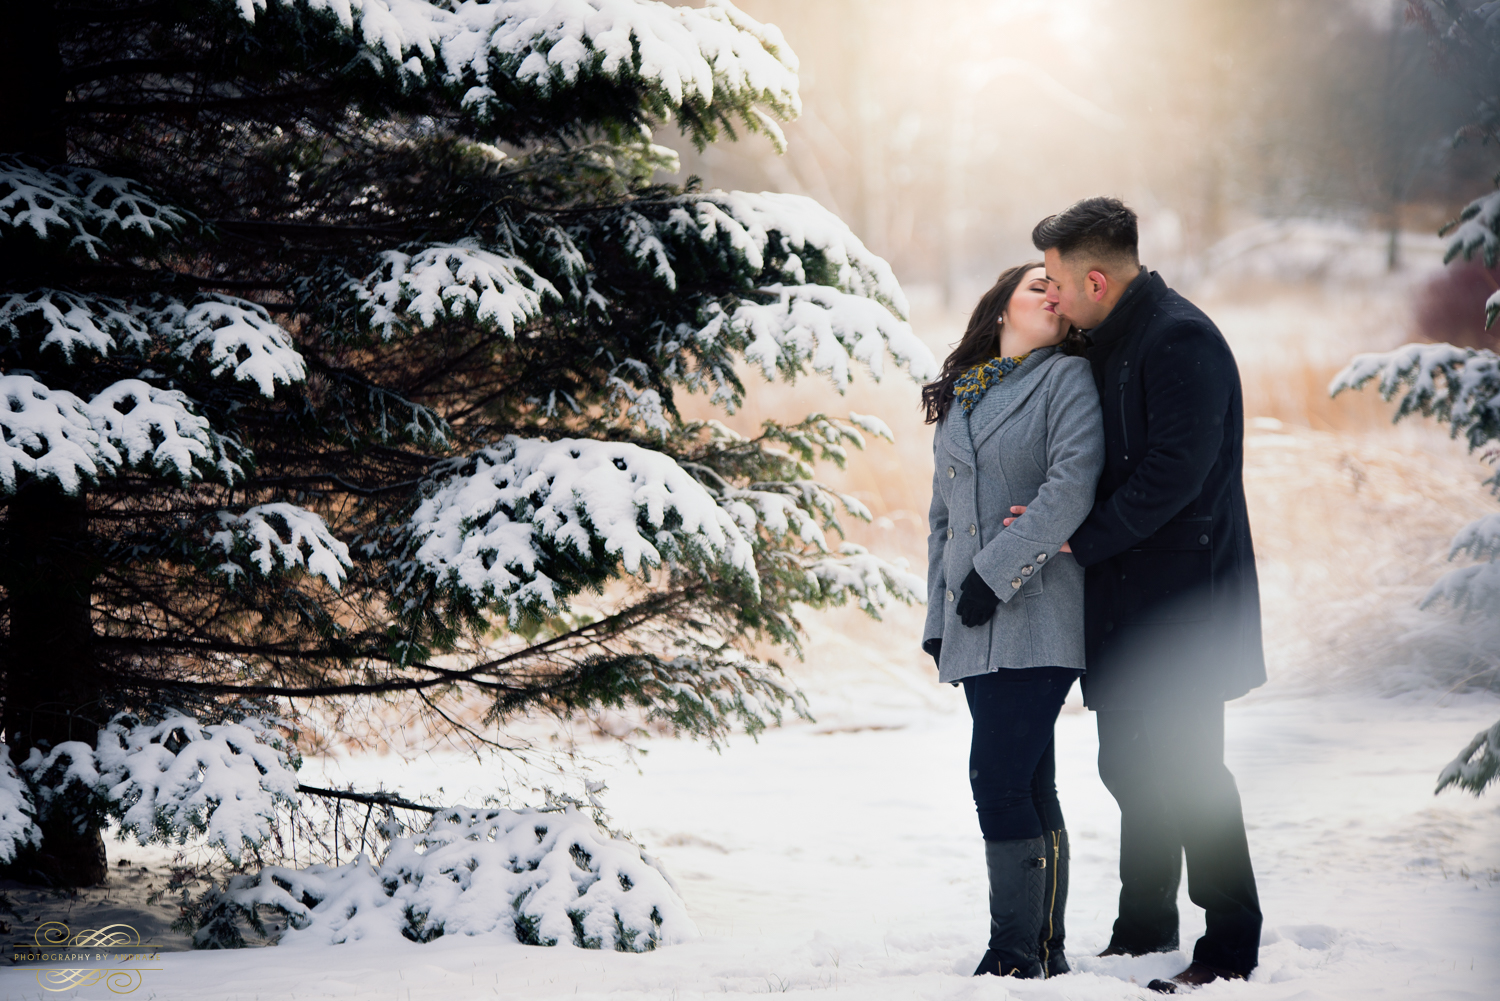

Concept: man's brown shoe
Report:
left=1147, top=961, right=1246, bottom=993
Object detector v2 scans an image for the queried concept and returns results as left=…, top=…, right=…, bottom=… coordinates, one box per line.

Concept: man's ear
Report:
left=1087, top=270, right=1109, bottom=303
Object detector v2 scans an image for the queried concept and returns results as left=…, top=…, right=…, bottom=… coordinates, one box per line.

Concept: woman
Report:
left=920, top=262, right=1104, bottom=979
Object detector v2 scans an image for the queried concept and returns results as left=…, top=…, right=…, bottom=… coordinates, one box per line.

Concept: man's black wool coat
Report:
left=1069, top=269, right=1266, bottom=709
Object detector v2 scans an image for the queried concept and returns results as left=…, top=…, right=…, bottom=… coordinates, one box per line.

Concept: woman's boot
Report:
left=973, top=836, right=1046, bottom=978
left=1040, top=829, right=1071, bottom=976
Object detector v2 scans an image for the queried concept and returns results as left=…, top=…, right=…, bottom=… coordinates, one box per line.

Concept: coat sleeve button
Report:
left=946, top=590, right=954, bottom=601
left=1010, top=578, right=1022, bottom=589
left=1199, top=534, right=1210, bottom=545
left=968, top=524, right=976, bottom=535
left=1021, top=565, right=1033, bottom=576
left=948, top=466, right=956, bottom=478
left=1036, top=553, right=1047, bottom=562
left=947, top=527, right=953, bottom=539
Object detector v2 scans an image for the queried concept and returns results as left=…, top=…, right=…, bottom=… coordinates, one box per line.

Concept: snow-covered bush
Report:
left=192, top=806, right=693, bottom=952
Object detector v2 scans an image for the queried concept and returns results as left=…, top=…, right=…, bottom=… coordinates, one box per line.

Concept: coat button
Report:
left=946, top=527, right=953, bottom=539
left=968, top=524, right=976, bottom=535
left=1036, top=553, right=1047, bottom=562
left=1010, top=578, right=1022, bottom=589
left=946, top=590, right=954, bottom=601
left=948, top=466, right=956, bottom=478
left=1021, top=565, right=1033, bottom=576
left=1199, top=534, right=1210, bottom=545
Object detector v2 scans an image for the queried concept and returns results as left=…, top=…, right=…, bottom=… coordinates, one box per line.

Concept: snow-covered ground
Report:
left=5, top=668, right=1495, bottom=1001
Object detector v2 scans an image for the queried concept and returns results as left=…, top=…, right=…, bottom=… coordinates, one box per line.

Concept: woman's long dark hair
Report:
left=920, top=262, right=1086, bottom=424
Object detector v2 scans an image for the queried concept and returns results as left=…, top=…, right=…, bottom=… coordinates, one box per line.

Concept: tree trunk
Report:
left=1, top=486, right=108, bottom=887
left=0, top=1, right=65, bottom=161
left=0, top=3, right=100, bottom=887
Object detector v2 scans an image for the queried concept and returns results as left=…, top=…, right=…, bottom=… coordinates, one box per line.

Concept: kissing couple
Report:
left=921, top=198, right=1266, bottom=993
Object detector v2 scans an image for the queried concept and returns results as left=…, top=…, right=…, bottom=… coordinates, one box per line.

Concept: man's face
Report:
left=1043, top=248, right=1108, bottom=329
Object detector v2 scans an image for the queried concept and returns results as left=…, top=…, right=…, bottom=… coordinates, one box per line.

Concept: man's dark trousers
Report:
left=1097, top=703, right=1261, bottom=975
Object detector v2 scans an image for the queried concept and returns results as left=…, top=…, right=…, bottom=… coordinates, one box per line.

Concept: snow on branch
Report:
left=0, top=374, right=243, bottom=494
left=1449, top=513, right=1500, bottom=562
left=1330, top=343, right=1500, bottom=451
left=97, top=714, right=300, bottom=864
left=0, top=747, right=41, bottom=865
left=237, top=0, right=799, bottom=138
left=400, top=436, right=758, bottom=619
left=351, top=241, right=560, bottom=338
left=661, top=191, right=935, bottom=386
left=847, top=411, right=894, bottom=443
left=806, top=543, right=924, bottom=617
left=89, top=379, right=244, bottom=485
left=209, top=503, right=353, bottom=588
left=1422, top=560, right=1500, bottom=618
left=0, top=289, right=152, bottom=364
left=0, top=374, right=109, bottom=494
left=20, top=741, right=103, bottom=829
left=1444, top=188, right=1500, bottom=271
left=716, top=283, right=930, bottom=391
left=1436, top=718, right=1500, bottom=795
left=684, top=191, right=912, bottom=317
left=206, top=806, right=695, bottom=950
left=0, top=155, right=190, bottom=259
left=149, top=295, right=307, bottom=397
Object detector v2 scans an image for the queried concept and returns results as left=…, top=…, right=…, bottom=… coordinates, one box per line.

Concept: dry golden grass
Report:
left=1243, top=420, right=1496, bottom=692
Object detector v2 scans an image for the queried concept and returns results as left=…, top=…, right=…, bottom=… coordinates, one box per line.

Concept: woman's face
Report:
left=1000, top=267, right=1067, bottom=355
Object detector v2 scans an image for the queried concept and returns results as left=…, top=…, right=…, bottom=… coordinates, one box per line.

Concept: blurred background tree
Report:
left=1334, top=0, right=1500, bottom=796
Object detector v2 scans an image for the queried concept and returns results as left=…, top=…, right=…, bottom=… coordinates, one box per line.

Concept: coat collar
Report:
left=1083, top=268, right=1167, bottom=350
left=971, top=351, right=1062, bottom=452
left=941, top=351, right=1063, bottom=462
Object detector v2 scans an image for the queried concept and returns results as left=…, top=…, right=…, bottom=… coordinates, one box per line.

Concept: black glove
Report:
left=956, top=567, right=1000, bottom=627
left=922, top=637, right=942, bottom=665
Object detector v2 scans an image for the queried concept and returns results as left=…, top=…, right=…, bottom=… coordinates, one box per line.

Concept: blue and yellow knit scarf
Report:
left=952, top=352, right=1031, bottom=417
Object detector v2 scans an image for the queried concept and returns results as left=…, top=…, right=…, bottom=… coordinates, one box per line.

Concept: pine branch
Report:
left=63, top=57, right=202, bottom=87
left=296, top=784, right=438, bottom=814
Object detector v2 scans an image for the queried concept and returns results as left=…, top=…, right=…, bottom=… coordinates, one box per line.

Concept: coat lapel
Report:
left=971, top=353, right=1061, bottom=452
left=942, top=404, right=975, bottom=467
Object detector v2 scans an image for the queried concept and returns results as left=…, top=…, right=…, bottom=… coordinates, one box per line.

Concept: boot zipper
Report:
left=1041, top=831, right=1060, bottom=977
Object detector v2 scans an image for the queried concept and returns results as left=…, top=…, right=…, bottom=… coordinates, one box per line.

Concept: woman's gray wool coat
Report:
left=924, top=353, right=1105, bottom=683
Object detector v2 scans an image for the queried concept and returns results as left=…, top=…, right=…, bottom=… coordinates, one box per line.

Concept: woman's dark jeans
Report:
left=962, top=667, right=1080, bottom=841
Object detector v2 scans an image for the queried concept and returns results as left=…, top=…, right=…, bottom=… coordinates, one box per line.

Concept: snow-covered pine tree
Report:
left=1331, top=0, right=1500, bottom=797
left=0, top=0, right=934, bottom=888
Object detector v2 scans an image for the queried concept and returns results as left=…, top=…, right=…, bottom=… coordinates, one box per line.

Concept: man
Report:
left=1013, top=197, right=1265, bottom=992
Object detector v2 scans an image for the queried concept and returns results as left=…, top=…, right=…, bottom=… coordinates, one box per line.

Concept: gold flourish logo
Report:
left=11, top=921, right=161, bottom=994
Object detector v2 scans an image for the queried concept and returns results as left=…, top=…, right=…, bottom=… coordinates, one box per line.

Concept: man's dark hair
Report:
left=1031, top=197, right=1139, bottom=263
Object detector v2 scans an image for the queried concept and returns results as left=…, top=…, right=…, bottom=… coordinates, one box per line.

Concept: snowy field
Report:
left=3, top=668, right=1496, bottom=1001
